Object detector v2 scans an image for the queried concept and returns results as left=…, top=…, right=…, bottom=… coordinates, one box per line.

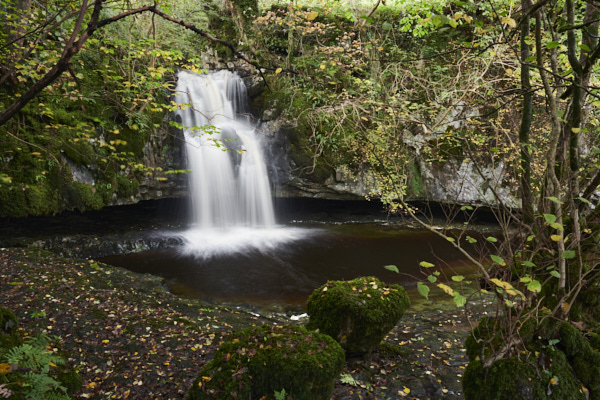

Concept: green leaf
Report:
left=546, top=196, right=563, bottom=205
left=453, top=293, right=467, bottom=307
left=382, top=22, right=393, bottom=30
left=490, top=255, right=505, bottom=265
left=427, top=275, right=438, bottom=283
left=527, top=280, right=542, bottom=293
left=417, top=282, right=430, bottom=299
left=546, top=41, right=559, bottom=49
left=384, top=265, right=399, bottom=273
left=452, top=275, right=465, bottom=282
left=466, top=236, right=477, bottom=243
left=561, top=250, right=576, bottom=259
left=486, top=236, right=498, bottom=243
left=544, top=214, right=557, bottom=224
left=420, top=261, right=435, bottom=268
left=576, top=197, right=591, bottom=205
left=522, top=260, right=536, bottom=267
left=550, top=270, right=561, bottom=278
left=446, top=237, right=456, bottom=242
left=550, top=222, right=564, bottom=231
left=340, top=374, right=358, bottom=386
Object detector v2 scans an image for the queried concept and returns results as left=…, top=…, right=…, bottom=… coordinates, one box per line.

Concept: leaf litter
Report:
left=0, top=247, right=492, bottom=399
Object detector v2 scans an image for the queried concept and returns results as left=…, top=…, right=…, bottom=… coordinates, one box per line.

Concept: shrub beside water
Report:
left=186, top=324, right=345, bottom=400
left=306, top=276, right=410, bottom=356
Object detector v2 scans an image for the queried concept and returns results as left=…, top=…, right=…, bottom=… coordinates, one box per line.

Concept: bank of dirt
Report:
left=0, top=247, right=493, bottom=399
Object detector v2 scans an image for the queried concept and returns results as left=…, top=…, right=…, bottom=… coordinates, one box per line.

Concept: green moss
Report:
left=465, top=316, right=539, bottom=362
left=187, top=325, right=344, bottom=400
left=0, top=307, right=18, bottom=335
left=569, top=288, right=600, bottom=327
left=559, top=323, right=600, bottom=398
left=56, top=370, right=83, bottom=396
left=116, top=175, right=140, bottom=198
left=463, top=350, right=585, bottom=400
left=407, top=159, right=424, bottom=197
left=306, top=276, right=410, bottom=357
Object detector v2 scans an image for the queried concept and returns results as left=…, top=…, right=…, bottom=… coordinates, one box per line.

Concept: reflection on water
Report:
left=100, top=224, right=475, bottom=309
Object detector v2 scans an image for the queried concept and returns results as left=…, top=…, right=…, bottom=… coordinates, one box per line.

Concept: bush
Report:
left=186, top=324, right=345, bottom=400
left=306, top=276, right=410, bottom=356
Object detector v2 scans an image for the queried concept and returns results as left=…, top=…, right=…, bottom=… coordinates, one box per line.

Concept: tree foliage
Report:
left=251, top=0, right=600, bottom=380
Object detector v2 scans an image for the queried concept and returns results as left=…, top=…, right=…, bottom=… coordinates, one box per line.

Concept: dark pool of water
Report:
left=100, top=223, right=477, bottom=310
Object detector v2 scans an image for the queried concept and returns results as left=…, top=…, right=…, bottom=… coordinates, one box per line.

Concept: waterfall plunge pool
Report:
left=99, top=220, right=481, bottom=311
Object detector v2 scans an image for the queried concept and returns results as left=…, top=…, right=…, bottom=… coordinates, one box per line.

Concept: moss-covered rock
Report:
left=559, top=323, right=600, bottom=399
left=306, top=276, right=410, bottom=357
left=463, top=349, right=585, bottom=400
left=569, top=287, right=600, bottom=328
left=186, top=324, right=344, bottom=400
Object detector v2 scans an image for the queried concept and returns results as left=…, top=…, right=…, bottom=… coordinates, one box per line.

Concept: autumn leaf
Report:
left=501, top=16, right=517, bottom=29
left=437, top=283, right=454, bottom=296
left=306, top=11, right=318, bottom=21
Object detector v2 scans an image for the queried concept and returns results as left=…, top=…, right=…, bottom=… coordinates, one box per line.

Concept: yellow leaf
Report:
left=491, top=278, right=512, bottom=290
left=501, top=16, right=517, bottom=29
left=202, top=376, right=212, bottom=382
left=320, top=64, right=326, bottom=70
left=102, top=339, right=109, bottom=344
left=563, top=302, right=570, bottom=312
left=551, top=234, right=562, bottom=242
left=275, top=68, right=282, bottom=74
left=571, top=127, right=581, bottom=133
left=403, top=386, right=411, bottom=394
left=306, top=11, right=318, bottom=21
left=0, top=364, right=11, bottom=374
left=437, top=283, right=454, bottom=296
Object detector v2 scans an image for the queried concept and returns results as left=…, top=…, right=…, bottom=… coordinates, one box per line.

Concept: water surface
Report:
left=101, top=223, right=475, bottom=309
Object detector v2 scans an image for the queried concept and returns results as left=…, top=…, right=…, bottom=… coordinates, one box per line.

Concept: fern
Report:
left=2, top=334, right=70, bottom=400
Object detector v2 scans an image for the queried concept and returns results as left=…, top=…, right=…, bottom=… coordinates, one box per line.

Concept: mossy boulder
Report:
left=463, top=349, right=585, bottom=400
left=559, top=323, right=600, bottom=399
left=306, top=276, right=410, bottom=357
left=464, top=319, right=599, bottom=400
left=186, top=325, right=344, bottom=400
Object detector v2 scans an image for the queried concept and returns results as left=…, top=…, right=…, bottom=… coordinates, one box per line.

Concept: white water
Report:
left=174, top=70, right=309, bottom=257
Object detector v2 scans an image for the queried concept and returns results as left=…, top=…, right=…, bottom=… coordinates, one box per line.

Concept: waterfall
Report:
left=175, top=70, right=275, bottom=229
left=173, top=70, right=305, bottom=258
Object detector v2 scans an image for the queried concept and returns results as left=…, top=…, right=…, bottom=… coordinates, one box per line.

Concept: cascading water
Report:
left=174, top=70, right=306, bottom=257
left=175, top=70, right=275, bottom=228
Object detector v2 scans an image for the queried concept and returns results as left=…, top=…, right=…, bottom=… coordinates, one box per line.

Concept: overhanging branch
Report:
left=0, top=1, right=293, bottom=126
